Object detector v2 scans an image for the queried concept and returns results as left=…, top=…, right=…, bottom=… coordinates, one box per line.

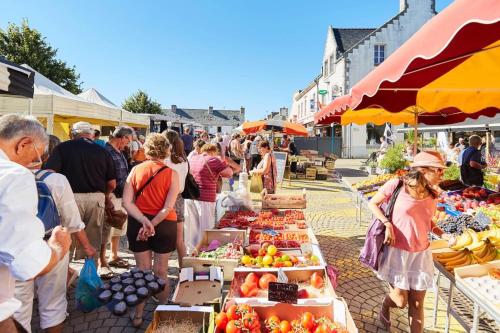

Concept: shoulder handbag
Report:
left=359, top=179, right=403, bottom=271
left=182, top=162, right=201, bottom=200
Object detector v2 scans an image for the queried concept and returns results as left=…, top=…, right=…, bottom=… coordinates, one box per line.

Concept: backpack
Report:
left=34, top=170, right=61, bottom=240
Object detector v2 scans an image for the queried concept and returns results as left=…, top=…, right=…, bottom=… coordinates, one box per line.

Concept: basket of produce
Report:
left=227, top=268, right=336, bottom=304
left=183, top=230, right=245, bottom=281
left=249, top=229, right=309, bottom=248
left=240, top=243, right=323, bottom=268
left=145, top=305, right=214, bottom=333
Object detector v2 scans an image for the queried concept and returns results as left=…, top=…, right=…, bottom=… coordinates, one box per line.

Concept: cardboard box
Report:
left=145, top=305, right=214, bottom=333
left=221, top=298, right=358, bottom=333
left=182, top=230, right=245, bottom=281
left=172, top=267, right=223, bottom=310
left=227, top=267, right=336, bottom=305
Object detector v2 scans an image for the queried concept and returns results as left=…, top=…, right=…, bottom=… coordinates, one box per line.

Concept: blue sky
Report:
left=1, top=0, right=453, bottom=120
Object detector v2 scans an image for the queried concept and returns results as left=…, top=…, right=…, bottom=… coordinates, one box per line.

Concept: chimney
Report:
left=208, top=106, right=213, bottom=116
left=400, top=0, right=407, bottom=12
left=171, top=104, right=177, bottom=114
left=240, top=107, right=245, bottom=120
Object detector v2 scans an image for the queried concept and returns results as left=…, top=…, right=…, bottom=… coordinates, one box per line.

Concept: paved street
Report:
left=31, top=159, right=466, bottom=333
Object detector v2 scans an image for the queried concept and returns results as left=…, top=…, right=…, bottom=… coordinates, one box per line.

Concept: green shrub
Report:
left=444, top=164, right=460, bottom=180
left=380, top=144, right=407, bottom=173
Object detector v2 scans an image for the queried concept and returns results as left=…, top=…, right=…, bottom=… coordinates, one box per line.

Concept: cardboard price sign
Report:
left=473, top=211, right=492, bottom=228
left=268, top=282, right=298, bottom=304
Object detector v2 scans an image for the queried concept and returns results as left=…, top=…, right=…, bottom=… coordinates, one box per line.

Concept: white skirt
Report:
left=377, top=246, right=434, bottom=291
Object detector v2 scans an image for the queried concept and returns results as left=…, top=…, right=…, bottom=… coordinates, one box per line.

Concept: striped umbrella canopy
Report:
left=0, top=58, right=35, bottom=98
left=241, top=119, right=308, bottom=136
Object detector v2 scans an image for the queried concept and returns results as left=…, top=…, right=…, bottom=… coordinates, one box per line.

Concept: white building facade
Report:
left=290, top=0, right=437, bottom=157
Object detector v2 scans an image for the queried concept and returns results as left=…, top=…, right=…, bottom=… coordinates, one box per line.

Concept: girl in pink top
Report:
left=368, top=151, right=452, bottom=332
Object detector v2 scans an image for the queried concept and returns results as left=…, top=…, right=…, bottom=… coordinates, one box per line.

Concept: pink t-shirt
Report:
left=190, top=153, right=228, bottom=202
left=379, top=179, right=437, bottom=252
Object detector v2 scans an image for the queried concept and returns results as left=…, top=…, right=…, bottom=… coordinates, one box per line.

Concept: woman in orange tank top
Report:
left=122, top=133, right=179, bottom=327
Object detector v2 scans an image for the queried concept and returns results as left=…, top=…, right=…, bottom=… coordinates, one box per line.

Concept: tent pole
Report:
left=413, top=110, right=418, bottom=156
left=28, top=98, right=33, bottom=116
left=486, top=131, right=491, bottom=163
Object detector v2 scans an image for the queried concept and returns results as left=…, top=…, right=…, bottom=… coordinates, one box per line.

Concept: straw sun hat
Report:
left=410, top=151, right=446, bottom=169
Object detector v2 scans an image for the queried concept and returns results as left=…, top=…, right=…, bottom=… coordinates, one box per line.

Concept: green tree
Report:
left=122, top=90, right=162, bottom=114
left=0, top=20, right=82, bottom=94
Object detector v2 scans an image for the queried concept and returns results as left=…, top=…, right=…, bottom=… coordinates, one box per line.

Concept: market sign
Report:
left=318, top=90, right=328, bottom=95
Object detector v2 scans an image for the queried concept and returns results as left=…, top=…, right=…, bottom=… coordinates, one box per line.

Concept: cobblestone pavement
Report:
left=31, top=159, right=467, bottom=333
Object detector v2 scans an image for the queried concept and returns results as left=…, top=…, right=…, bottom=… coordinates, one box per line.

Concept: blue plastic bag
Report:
left=76, top=258, right=103, bottom=312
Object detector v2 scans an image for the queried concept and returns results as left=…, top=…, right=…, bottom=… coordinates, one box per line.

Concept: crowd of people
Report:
left=0, top=114, right=300, bottom=332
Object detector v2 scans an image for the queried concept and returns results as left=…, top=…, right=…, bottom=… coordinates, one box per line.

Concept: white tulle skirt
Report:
left=377, top=246, right=435, bottom=291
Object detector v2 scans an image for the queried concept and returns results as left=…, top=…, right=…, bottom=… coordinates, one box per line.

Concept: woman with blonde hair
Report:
left=122, top=133, right=179, bottom=327
left=184, top=143, right=238, bottom=253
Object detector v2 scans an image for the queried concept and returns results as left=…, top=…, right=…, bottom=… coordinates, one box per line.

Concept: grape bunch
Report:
left=437, top=214, right=489, bottom=234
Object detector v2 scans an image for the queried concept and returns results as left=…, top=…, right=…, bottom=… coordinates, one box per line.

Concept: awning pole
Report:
left=413, top=109, right=418, bottom=156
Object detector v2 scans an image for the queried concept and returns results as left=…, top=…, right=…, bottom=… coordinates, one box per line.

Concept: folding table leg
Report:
left=444, top=284, right=453, bottom=333
left=471, top=302, right=480, bottom=333
left=432, top=272, right=441, bottom=328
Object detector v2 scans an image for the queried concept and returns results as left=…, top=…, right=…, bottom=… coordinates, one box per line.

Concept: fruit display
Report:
left=241, top=243, right=321, bottom=268
left=475, top=206, right=500, bottom=222
left=215, top=303, right=348, bottom=333
left=99, top=267, right=165, bottom=316
left=196, top=240, right=243, bottom=260
left=232, top=270, right=328, bottom=300
left=448, top=226, right=500, bottom=251
left=217, top=210, right=307, bottom=230
left=249, top=230, right=309, bottom=248
left=437, top=214, right=489, bottom=234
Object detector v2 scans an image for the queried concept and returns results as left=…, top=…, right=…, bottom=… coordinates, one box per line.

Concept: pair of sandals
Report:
left=99, top=258, right=129, bottom=279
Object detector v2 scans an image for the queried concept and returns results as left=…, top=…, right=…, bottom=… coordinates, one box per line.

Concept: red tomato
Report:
left=310, top=272, right=324, bottom=289
left=258, top=273, right=277, bottom=290
left=237, top=304, right=253, bottom=316
left=226, top=305, right=241, bottom=321
left=301, top=312, right=316, bottom=330
left=215, top=312, right=228, bottom=329
left=240, top=283, right=258, bottom=297
left=226, top=320, right=242, bottom=333
left=314, top=323, right=332, bottom=333
left=245, top=272, right=260, bottom=287
left=242, top=312, right=261, bottom=330
left=279, top=320, right=292, bottom=333
left=267, top=315, right=281, bottom=325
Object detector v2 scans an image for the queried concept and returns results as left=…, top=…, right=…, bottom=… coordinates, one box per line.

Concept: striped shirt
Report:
left=189, top=153, right=228, bottom=202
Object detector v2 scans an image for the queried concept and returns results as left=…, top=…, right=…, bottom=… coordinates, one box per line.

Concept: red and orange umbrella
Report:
left=240, top=119, right=308, bottom=136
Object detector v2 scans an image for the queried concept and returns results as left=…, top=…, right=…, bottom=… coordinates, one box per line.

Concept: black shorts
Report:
left=127, top=214, right=177, bottom=254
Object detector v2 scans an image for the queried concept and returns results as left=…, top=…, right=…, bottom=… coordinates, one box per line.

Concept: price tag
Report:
left=474, top=211, right=492, bottom=228
left=263, top=228, right=279, bottom=237
left=268, top=282, right=298, bottom=304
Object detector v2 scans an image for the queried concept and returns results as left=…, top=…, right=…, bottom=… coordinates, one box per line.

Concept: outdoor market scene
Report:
left=0, top=0, right=500, bottom=332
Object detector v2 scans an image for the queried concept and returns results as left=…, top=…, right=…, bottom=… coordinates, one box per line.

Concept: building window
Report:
left=374, top=45, right=385, bottom=66
left=324, top=60, right=328, bottom=77
left=329, top=55, right=335, bottom=74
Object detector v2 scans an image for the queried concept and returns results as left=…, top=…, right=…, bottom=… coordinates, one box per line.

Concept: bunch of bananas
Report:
left=435, top=225, right=500, bottom=272
left=450, top=225, right=500, bottom=251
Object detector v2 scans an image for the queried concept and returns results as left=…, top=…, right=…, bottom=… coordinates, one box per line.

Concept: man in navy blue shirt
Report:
left=181, top=127, right=194, bottom=156
left=460, top=135, right=487, bottom=186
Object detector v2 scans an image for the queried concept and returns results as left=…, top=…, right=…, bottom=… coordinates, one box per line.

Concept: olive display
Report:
left=156, top=278, right=166, bottom=291
left=125, top=294, right=139, bottom=306
left=112, top=292, right=125, bottom=302
left=122, top=278, right=134, bottom=286
left=147, top=281, right=160, bottom=294
left=98, top=290, right=112, bottom=303
left=113, top=301, right=127, bottom=316
left=144, top=274, right=155, bottom=282
left=136, top=287, right=149, bottom=299
left=111, top=283, right=123, bottom=293
left=134, top=279, right=146, bottom=288
left=123, top=285, right=136, bottom=296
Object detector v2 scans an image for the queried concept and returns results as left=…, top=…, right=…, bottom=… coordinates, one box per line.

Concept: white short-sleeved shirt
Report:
left=0, top=149, right=51, bottom=321
left=35, top=170, right=85, bottom=233
left=165, top=158, right=188, bottom=193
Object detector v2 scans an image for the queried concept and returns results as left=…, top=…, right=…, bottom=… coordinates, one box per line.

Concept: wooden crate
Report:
left=262, top=192, right=307, bottom=209
left=325, top=160, right=335, bottom=170
left=306, top=167, right=317, bottom=180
